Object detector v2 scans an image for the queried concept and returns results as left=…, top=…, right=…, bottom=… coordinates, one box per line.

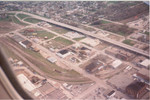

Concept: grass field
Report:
left=79, top=25, right=96, bottom=32
left=54, top=37, right=74, bottom=46
left=36, top=30, right=56, bottom=39
left=11, top=16, right=28, bottom=26
left=101, top=20, right=111, bottom=24
left=0, top=15, right=28, bottom=26
left=17, top=14, right=30, bottom=19
left=73, top=37, right=85, bottom=41
left=21, top=28, right=56, bottom=39
left=49, top=24, right=71, bottom=34
left=24, top=18, right=42, bottom=23
left=144, top=31, right=149, bottom=35
left=122, top=39, right=135, bottom=46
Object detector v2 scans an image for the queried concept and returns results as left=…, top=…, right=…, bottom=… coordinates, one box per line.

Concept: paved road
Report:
left=9, top=11, right=149, bottom=58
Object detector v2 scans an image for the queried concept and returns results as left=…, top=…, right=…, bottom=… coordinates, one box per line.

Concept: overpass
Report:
left=9, top=11, right=149, bottom=58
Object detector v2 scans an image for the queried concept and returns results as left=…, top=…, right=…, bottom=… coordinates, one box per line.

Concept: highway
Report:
left=8, top=11, right=149, bottom=58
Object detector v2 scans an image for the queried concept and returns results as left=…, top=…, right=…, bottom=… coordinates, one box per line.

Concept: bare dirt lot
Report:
left=0, top=21, right=21, bottom=34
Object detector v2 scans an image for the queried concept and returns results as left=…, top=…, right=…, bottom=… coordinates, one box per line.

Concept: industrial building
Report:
left=105, top=47, right=135, bottom=61
left=47, top=57, right=57, bottom=63
left=133, top=73, right=150, bottom=85
left=138, top=59, right=150, bottom=68
left=56, top=49, right=71, bottom=58
left=19, top=40, right=32, bottom=48
left=85, top=61, right=103, bottom=73
left=126, top=81, right=148, bottom=99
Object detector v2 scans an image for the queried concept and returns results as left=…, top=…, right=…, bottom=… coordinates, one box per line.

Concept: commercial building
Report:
left=126, top=81, right=148, bottom=99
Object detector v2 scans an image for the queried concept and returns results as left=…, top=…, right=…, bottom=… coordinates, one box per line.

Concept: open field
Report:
left=144, top=31, right=149, bottom=35
left=0, top=15, right=28, bottom=26
left=24, top=18, right=42, bottom=23
left=0, top=21, right=19, bottom=34
left=54, top=37, right=74, bottom=46
left=79, top=25, right=96, bottom=32
left=122, top=39, right=136, bottom=46
left=49, top=24, right=71, bottom=34
left=73, top=37, right=86, bottom=41
left=91, top=22, right=136, bottom=36
left=107, top=34, right=124, bottom=41
left=17, top=13, right=30, bottom=19
left=20, top=27, right=56, bottom=39
left=11, top=16, right=28, bottom=26
left=91, top=20, right=111, bottom=25
left=44, top=40, right=65, bottom=49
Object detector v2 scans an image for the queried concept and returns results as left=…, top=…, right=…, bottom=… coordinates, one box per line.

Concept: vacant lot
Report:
left=54, top=37, right=74, bottom=46
left=92, top=22, right=136, bottom=36
left=0, top=21, right=20, bottom=34
left=24, top=18, right=42, bottom=23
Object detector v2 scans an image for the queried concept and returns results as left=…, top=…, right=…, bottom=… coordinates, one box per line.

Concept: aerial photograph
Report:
left=0, top=1, right=149, bottom=100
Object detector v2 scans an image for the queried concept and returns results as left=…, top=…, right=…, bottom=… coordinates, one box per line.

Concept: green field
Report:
left=0, top=15, right=28, bottom=26
left=0, top=16, right=12, bottom=21
left=54, top=37, right=74, bottom=46
left=73, top=37, right=85, bottom=41
left=17, top=14, right=30, bottom=19
left=36, top=30, right=56, bottom=39
left=144, top=31, right=149, bottom=35
left=21, top=28, right=56, bottom=39
left=79, top=25, right=96, bottom=32
left=11, top=16, right=28, bottom=26
left=24, top=18, right=42, bottom=23
left=122, top=39, right=135, bottom=46
left=50, top=25, right=70, bottom=34
left=100, top=20, right=111, bottom=24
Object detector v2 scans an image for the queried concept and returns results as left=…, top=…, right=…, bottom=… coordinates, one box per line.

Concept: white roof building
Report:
left=47, top=57, right=57, bottom=63
left=111, top=60, right=122, bottom=68
left=17, top=74, right=36, bottom=92
left=140, top=59, right=150, bottom=68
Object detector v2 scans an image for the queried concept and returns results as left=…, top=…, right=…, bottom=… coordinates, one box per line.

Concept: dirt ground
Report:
left=0, top=21, right=21, bottom=34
